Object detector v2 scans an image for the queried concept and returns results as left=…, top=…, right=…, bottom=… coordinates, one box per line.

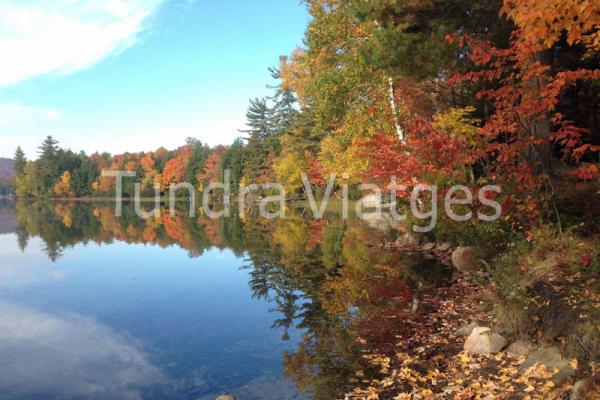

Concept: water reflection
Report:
left=0, top=301, right=163, bottom=400
left=0, top=201, right=453, bottom=399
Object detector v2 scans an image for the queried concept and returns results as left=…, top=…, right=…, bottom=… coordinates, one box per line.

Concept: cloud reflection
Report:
left=0, top=235, right=66, bottom=288
left=0, top=301, right=163, bottom=399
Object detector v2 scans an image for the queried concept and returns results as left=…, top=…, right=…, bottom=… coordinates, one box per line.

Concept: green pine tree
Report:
left=37, top=135, right=59, bottom=195
left=239, top=97, right=277, bottom=181
left=268, top=64, right=299, bottom=135
left=14, top=146, right=27, bottom=175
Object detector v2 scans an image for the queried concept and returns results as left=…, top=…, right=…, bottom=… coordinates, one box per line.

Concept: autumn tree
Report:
left=198, top=146, right=227, bottom=189
left=54, top=171, right=74, bottom=197
left=140, top=152, right=162, bottom=191
left=279, top=1, right=405, bottom=183
left=162, top=157, right=186, bottom=186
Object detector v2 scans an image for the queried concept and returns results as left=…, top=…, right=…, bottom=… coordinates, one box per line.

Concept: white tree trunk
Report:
left=387, top=76, right=405, bottom=143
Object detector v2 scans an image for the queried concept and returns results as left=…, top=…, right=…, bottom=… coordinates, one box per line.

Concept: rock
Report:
left=422, top=242, right=436, bottom=251
left=395, top=232, right=418, bottom=247
left=435, top=242, right=451, bottom=252
left=455, top=321, right=479, bottom=337
left=362, top=212, right=392, bottom=233
left=216, top=396, right=237, bottom=400
left=361, top=193, right=382, bottom=208
left=506, top=340, right=535, bottom=357
left=571, top=378, right=594, bottom=400
left=464, top=327, right=507, bottom=355
left=520, top=346, right=576, bottom=386
left=452, top=247, right=482, bottom=273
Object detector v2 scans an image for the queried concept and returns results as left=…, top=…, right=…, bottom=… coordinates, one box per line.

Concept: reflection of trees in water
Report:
left=11, top=201, right=452, bottom=399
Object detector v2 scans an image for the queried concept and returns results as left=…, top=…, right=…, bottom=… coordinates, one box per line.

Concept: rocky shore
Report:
left=346, top=218, right=600, bottom=399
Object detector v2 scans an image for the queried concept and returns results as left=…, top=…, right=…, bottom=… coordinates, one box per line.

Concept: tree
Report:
left=278, top=2, right=404, bottom=183
left=352, top=0, right=512, bottom=79
left=54, top=171, right=74, bottom=197
left=199, top=146, right=226, bottom=188
left=502, top=0, right=599, bottom=49
left=449, top=7, right=600, bottom=180
left=269, top=62, right=299, bottom=134
left=240, top=97, right=280, bottom=183
left=72, top=156, right=99, bottom=196
left=273, top=150, right=307, bottom=195
left=162, top=157, right=186, bottom=186
left=14, top=146, right=26, bottom=175
left=499, top=0, right=600, bottom=174
left=15, top=161, right=40, bottom=197
left=184, top=139, right=210, bottom=187
left=240, top=97, right=273, bottom=139
left=37, top=135, right=60, bottom=195
left=38, top=135, right=58, bottom=157
left=139, top=152, right=162, bottom=191
left=221, top=138, right=245, bottom=192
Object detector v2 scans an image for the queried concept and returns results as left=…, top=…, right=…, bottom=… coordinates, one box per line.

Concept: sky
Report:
left=0, top=0, right=309, bottom=159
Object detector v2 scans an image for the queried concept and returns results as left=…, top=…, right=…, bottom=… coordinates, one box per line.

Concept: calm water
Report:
left=0, top=200, right=451, bottom=400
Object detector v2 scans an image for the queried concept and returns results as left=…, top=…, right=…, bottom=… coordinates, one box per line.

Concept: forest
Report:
left=8, top=1, right=600, bottom=398
left=14, top=1, right=599, bottom=226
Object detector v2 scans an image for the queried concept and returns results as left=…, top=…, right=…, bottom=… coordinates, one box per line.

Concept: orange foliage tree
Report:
left=162, top=157, right=186, bottom=186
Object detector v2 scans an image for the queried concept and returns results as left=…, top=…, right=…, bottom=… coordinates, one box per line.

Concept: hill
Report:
left=0, top=158, right=15, bottom=193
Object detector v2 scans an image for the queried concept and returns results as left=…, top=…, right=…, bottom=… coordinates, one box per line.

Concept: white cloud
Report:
left=0, top=0, right=165, bottom=87
left=0, top=102, right=60, bottom=125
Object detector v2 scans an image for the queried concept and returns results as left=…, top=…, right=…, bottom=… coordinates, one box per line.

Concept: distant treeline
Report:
left=12, top=66, right=323, bottom=199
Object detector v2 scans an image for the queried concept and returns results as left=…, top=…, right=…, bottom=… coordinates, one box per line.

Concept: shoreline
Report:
left=346, top=226, right=600, bottom=399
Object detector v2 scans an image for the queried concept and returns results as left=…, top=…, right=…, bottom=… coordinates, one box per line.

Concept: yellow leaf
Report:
left=524, top=385, right=535, bottom=392
left=459, top=353, right=471, bottom=364
left=569, top=359, right=578, bottom=370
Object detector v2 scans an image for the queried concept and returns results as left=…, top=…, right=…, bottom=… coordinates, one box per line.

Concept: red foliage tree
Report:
left=201, top=149, right=225, bottom=185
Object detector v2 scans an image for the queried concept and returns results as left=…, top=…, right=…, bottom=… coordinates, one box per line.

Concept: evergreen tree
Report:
left=222, top=138, right=245, bottom=191
left=184, top=137, right=210, bottom=186
left=268, top=64, right=299, bottom=135
left=14, top=146, right=27, bottom=175
left=38, top=135, right=59, bottom=162
left=240, top=97, right=278, bottom=181
left=37, top=135, right=59, bottom=195
left=240, top=97, right=273, bottom=139
left=351, top=0, right=512, bottom=80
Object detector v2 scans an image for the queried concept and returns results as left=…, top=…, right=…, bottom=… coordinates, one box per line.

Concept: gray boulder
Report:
left=571, top=378, right=595, bottom=400
left=464, top=327, right=507, bottom=355
left=455, top=321, right=479, bottom=337
left=451, top=247, right=482, bottom=272
left=520, top=346, right=576, bottom=386
left=362, top=212, right=392, bottom=233
left=506, top=340, right=535, bottom=357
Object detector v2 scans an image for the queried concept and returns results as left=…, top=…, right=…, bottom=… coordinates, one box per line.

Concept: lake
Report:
left=0, top=200, right=452, bottom=400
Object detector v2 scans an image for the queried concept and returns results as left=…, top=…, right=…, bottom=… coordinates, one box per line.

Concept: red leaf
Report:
left=581, top=255, right=592, bottom=267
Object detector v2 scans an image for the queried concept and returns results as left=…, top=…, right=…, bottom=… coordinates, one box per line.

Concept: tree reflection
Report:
left=8, top=201, right=452, bottom=399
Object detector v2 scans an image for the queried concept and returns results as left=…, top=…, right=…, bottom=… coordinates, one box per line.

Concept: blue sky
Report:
left=0, top=0, right=309, bottom=159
